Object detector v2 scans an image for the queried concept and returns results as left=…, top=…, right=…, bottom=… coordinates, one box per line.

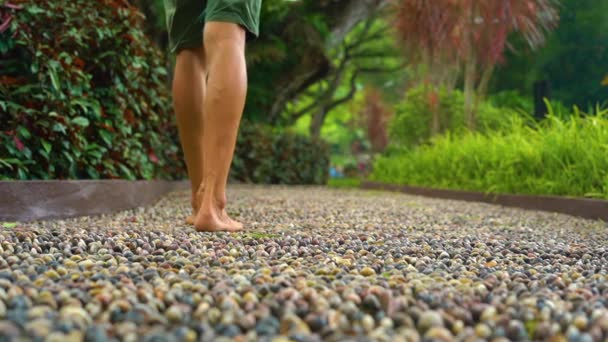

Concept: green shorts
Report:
left=164, top=0, right=262, bottom=53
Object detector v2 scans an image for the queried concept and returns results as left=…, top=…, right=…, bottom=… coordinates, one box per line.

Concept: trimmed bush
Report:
left=372, top=108, right=608, bottom=199
left=232, top=121, right=330, bottom=185
left=0, top=0, right=183, bottom=180
left=389, top=85, right=519, bottom=148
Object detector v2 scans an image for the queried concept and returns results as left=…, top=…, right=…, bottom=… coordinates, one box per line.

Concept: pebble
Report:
left=0, top=186, right=604, bottom=340
left=361, top=314, right=375, bottom=332
left=475, top=323, right=492, bottom=338
left=165, top=305, right=183, bottom=324
left=425, top=327, right=454, bottom=341
left=59, top=306, right=91, bottom=329
left=360, top=267, right=376, bottom=277
left=280, top=314, right=310, bottom=335
left=573, top=315, right=588, bottom=330
left=418, top=310, right=444, bottom=332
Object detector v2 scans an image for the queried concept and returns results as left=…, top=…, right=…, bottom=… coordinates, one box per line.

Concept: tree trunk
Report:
left=462, top=0, right=477, bottom=131
left=471, top=63, right=495, bottom=126
left=463, top=58, right=477, bottom=130
left=426, top=79, right=441, bottom=136
left=476, top=63, right=495, bottom=101
left=310, top=107, right=329, bottom=139
left=268, top=0, right=388, bottom=123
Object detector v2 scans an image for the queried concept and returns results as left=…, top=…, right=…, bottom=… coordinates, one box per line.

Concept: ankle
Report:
left=215, top=195, right=227, bottom=210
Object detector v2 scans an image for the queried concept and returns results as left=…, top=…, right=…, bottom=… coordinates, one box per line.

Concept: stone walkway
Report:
left=1, top=185, right=607, bottom=341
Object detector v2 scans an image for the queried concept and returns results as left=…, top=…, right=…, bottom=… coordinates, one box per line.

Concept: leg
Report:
left=171, top=47, right=206, bottom=223
left=194, top=22, right=247, bottom=232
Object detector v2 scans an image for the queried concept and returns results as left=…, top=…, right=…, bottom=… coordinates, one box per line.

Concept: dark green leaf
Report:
left=72, top=117, right=90, bottom=127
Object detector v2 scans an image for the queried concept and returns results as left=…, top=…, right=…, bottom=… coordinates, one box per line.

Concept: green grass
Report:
left=327, top=178, right=362, bottom=188
left=371, top=106, right=608, bottom=199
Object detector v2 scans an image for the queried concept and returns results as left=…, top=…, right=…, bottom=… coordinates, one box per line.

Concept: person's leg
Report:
left=171, top=48, right=206, bottom=223
left=194, top=22, right=247, bottom=232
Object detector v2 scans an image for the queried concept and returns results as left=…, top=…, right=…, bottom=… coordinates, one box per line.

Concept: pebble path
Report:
left=1, top=185, right=607, bottom=341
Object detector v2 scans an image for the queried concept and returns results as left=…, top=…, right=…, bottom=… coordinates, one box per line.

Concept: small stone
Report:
left=362, top=294, right=382, bottom=313
left=485, top=260, right=498, bottom=268
left=165, top=305, right=183, bottom=324
left=60, top=306, right=92, bottom=329
left=37, top=291, right=57, bottom=309
left=0, top=321, right=20, bottom=338
left=452, top=320, right=464, bottom=334
left=418, top=310, right=444, bottom=332
left=64, top=260, right=77, bottom=268
left=219, top=256, right=233, bottom=264
left=44, top=269, right=60, bottom=280
left=45, top=332, right=68, bottom=342
left=361, top=314, right=375, bottom=332
left=25, top=318, right=53, bottom=337
left=425, top=327, right=454, bottom=341
left=239, top=313, right=257, bottom=330
left=380, top=317, right=394, bottom=329
left=28, top=305, right=52, bottom=319
left=280, top=314, right=310, bottom=335
left=507, top=320, right=528, bottom=340
left=54, top=267, right=67, bottom=277
left=361, top=267, right=376, bottom=277
left=256, top=316, right=280, bottom=336
left=306, top=314, right=329, bottom=332
left=573, top=315, right=588, bottom=330
left=65, top=330, right=84, bottom=342
left=243, top=292, right=258, bottom=303
left=207, top=308, right=221, bottom=324
left=79, top=259, right=95, bottom=270
left=475, top=323, right=492, bottom=338
left=481, top=306, right=497, bottom=322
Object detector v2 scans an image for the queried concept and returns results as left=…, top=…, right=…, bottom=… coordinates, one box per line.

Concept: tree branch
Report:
left=327, top=70, right=360, bottom=110
left=350, top=52, right=402, bottom=59
left=359, top=64, right=407, bottom=73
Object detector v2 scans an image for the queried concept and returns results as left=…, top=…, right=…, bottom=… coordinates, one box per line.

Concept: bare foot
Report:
left=194, top=206, right=243, bottom=232
left=186, top=184, right=243, bottom=230
left=187, top=209, right=241, bottom=228
left=221, top=209, right=244, bottom=230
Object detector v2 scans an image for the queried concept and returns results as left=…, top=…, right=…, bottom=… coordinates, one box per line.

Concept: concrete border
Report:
left=0, top=180, right=189, bottom=222
left=361, top=181, right=608, bottom=221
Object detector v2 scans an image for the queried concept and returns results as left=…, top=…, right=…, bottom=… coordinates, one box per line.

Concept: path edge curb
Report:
left=360, top=181, right=608, bottom=221
left=0, top=180, right=190, bottom=222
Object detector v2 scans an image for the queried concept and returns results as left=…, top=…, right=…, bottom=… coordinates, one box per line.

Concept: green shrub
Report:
left=231, top=121, right=330, bottom=185
left=372, top=107, right=608, bottom=199
left=389, top=85, right=520, bottom=148
left=0, top=0, right=183, bottom=180
left=488, top=90, right=534, bottom=114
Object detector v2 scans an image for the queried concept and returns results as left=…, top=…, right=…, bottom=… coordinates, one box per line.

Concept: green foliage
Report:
left=327, top=178, right=361, bottom=188
left=372, top=106, right=608, bottom=199
left=246, top=0, right=333, bottom=123
left=0, top=0, right=183, bottom=180
left=231, top=121, right=329, bottom=185
left=291, top=90, right=369, bottom=172
left=491, top=0, right=608, bottom=108
left=488, top=90, right=534, bottom=114
left=389, top=85, right=518, bottom=148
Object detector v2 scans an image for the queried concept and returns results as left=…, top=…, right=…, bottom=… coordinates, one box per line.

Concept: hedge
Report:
left=0, top=1, right=330, bottom=184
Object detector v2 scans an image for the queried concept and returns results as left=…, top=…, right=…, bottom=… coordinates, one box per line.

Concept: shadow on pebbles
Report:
left=1, top=185, right=607, bottom=341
